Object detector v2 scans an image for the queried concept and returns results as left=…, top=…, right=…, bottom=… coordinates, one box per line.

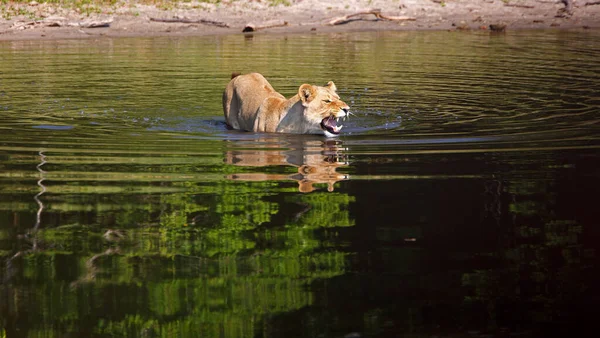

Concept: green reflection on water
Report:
left=0, top=139, right=354, bottom=337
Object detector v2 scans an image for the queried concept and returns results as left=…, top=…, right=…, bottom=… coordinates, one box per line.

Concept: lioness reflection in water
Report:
left=225, top=137, right=349, bottom=193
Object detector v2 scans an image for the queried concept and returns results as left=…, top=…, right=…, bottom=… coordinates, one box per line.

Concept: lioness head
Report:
left=298, top=81, right=350, bottom=137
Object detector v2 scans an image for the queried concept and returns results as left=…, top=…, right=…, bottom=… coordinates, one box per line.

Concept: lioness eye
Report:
left=324, top=99, right=332, bottom=103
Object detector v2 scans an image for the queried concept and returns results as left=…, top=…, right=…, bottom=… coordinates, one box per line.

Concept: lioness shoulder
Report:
left=223, top=73, right=350, bottom=137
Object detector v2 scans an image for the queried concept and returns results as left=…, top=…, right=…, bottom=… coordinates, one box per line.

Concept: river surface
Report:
left=1, top=30, right=599, bottom=337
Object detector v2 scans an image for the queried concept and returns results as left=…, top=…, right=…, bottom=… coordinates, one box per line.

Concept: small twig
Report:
left=150, top=17, right=229, bottom=28
left=327, top=9, right=415, bottom=26
left=563, top=0, right=574, bottom=13
left=585, top=1, right=600, bottom=5
left=556, top=0, right=574, bottom=17
left=243, top=20, right=288, bottom=32
left=504, top=4, right=535, bottom=8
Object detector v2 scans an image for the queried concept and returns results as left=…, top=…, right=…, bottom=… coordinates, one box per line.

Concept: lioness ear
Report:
left=299, top=84, right=316, bottom=106
left=326, top=81, right=337, bottom=92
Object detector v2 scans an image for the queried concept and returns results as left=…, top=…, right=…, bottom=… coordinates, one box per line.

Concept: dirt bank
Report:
left=1, top=0, right=599, bottom=41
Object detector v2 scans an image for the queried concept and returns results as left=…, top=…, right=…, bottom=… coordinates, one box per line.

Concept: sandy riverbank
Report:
left=0, top=0, right=599, bottom=41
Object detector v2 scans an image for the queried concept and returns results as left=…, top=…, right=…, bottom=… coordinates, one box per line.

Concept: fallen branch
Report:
left=68, top=19, right=113, bottom=28
left=10, top=17, right=112, bottom=30
left=150, top=17, right=229, bottom=28
left=243, top=20, right=288, bottom=32
left=585, top=1, right=600, bottom=5
left=328, top=9, right=415, bottom=25
left=10, top=21, right=38, bottom=30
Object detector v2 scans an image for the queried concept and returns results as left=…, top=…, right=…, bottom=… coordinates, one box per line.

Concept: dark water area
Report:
left=1, top=30, right=599, bottom=337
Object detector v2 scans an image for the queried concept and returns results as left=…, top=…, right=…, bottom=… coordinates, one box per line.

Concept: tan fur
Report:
left=223, top=73, right=350, bottom=136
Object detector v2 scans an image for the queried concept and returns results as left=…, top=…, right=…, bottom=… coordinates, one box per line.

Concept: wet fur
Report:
left=223, top=73, right=349, bottom=136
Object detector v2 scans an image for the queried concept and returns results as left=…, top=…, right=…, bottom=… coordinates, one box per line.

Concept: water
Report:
left=1, top=30, right=599, bottom=337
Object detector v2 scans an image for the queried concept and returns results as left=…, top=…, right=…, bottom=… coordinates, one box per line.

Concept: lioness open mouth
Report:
left=320, top=116, right=343, bottom=135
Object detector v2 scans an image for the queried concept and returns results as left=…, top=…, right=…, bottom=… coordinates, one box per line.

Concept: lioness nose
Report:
left=342, top=107, right=349, bottom=113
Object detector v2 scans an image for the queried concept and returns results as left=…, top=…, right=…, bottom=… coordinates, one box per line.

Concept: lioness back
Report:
left=223, top=73, right=285, bottom=132
left=223, top=72, right=350, bottom=137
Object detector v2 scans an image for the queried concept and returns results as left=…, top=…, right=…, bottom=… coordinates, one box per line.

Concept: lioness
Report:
left=223, top=73, right=350, bottom=137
